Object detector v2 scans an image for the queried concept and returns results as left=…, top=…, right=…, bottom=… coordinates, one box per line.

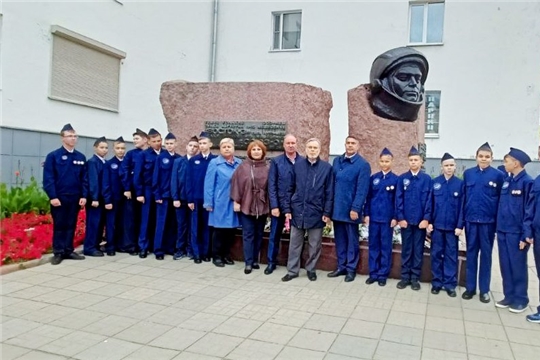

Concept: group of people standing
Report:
left=43, top=123, right=540, bottom=324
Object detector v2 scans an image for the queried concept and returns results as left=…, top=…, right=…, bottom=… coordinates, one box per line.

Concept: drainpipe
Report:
left=209, top=0, right=219, bottom=82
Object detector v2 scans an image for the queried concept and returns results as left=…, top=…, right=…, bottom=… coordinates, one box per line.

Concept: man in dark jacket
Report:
left=282, top=138, right=334, bottom=282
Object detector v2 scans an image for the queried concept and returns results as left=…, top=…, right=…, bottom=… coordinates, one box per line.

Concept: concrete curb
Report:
left=0, top=246, right=85, bottom=275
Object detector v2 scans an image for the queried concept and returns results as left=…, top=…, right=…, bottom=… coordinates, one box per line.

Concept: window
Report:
left=425, top=91, right=441, bottom=136
left=272, top=11, right=302, bottom=51
left=409, top=1, right=444, bottom=44
left=49, top=25, right=126, bottom=112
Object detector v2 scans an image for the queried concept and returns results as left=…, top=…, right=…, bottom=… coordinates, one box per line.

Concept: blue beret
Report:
left=408, top=146, right=419, bottom=156
left=441, top=152, right=454, bottom=162
left=508, top=147, right=531, bottom=166
left=165, top=132, right=176, bottom=140
left=148, top=128, right=160, bottom=136
left=61, top=123, right=74, bottom=132
left=380, top=147, right=393, bottom=157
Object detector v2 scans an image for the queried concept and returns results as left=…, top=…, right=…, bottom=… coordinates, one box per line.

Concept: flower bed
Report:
left=0, top=211, right=86, bottom=265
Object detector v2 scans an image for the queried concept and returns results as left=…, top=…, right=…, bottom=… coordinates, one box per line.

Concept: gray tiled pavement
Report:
left=1, top=246, right=539, bottom=360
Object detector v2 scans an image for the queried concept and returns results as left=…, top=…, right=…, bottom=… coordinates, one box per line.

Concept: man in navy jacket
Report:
left=282, top=138, right=334, bottom=282
left=524, top=167, right=540, bottom=323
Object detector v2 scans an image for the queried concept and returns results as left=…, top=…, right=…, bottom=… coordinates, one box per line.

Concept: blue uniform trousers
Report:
left=154, top=199, right=177, bottom=256
left=368, top=221, right=393, bottom=280
left=334, top=221, right=360, bottom=273
left=138, top=187, right=156, bottom=252
left=123, top=196, right=141, bottom=251
left=465, top=222, right=495, bottom=294
left=175, top=202, right=192, bottom=255
left=497, top=232, right=529, bottom=307
left=431, top=229, right=458, bottom=290
left=240, top=214, right=267, bottom=266
left=267, top=214, right=286, bottom=266
left=51, top=194, right=80, bottom=256
left=401, top=225, right=425, bottom=281
left=105, top=198, right=131, bottom=252
left=191, top=201, right=211, bottom=259
left=534, top=227, right=540, bottom=312
left=84, top=204, right=105, bottom=254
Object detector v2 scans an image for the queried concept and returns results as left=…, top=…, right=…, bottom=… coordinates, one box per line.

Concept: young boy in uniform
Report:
left=524, top=163, right=540, bottom=323
left=83, top=136, right=108, bottom=257
left=364, top=148, right=398, bottom=286
left=102, top=136, right=127, bottom=255
left=495, top=148, right=533, bottom=313
left=395, top=146, right=432, bottom=291
left=43, top=123, right=87, bottom=265
left=428, top=153, right=464, bottom=297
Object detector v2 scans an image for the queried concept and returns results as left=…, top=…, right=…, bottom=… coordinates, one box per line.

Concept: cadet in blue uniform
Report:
left=395, top=146, right=432, bottom=290
left=102, top=137, right=127, bottom=255
left=328, top=136, right=371, bottom=282
left=265, top=134, right=300, bottom=275
left=83, top=136, right=108, bottom=257
left=428, top=153, right=464, bottom=297
left=524, top=170, right=540, bottom=323
left=134, top=128, right=162, bottom=258
left=119, top=128, right=148, bottom=255
left=364, top=148, right=398, bottom=286
left=153, top=133, right=179, bottom=260
left=462, top=142, right=504, bottom=303
left=186, top=132, right=217, bottom=263
left=495, top=148, right=533, bottom=313
left=43, top=123, right=88, bottom=265
left=171, top=135, right=199, bottom=260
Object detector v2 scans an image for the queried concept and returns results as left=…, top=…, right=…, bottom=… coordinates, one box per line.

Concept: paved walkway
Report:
left=1, top=246, right=539, bottom=360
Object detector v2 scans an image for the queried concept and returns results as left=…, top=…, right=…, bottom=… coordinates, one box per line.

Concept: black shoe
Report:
left=156, top=255, right=164, bottom=260
left=378, top=279, right=387, bottom=287
left=244, top=266, right=252, bottom=274
left=365, top=277, right=377, bottom=285
left=129, top=250, right=139, bottom=256
left=480, top=293, right=491, bottom=303
left=84, top=250, right=104, bottom=257
left=411, top=281, right=421, bottom=291
left=51, top=254, right=63, bottom=265
left=223, top=257, right=235, bottom=265
left=462, top=290, right=476, bottom=300
left=264, top=265, right=276, bottom=275
left=509, top=304, right=528, bottom=313
left=344, top=273, right=356, bottom=282
left=194, top=258, right=202, bottom=264
left=139, top=251, right=148, bottom=259
left=64, top=252, right=85, bottom=260
left=213, top=259, right=225, bottom=267
left=187, top=253, right=194, bottom=260
left=328, top=269, right=347, bottom=278
left=307, top=271, right=317, bottom=281
left=106, top=251, right=116, bottom=256
left=446, top=289, right=457, bottom=297
left=173, top=252, right=186, bottom=260
left=203, top=257, right=211, bottom=262
left=397, top=279, right=410, bottom=289
left=431, top=286, right=441, bottom=295
left=281, top=274, right=298, bottom=282
left=252, top=263, right=260, bottom=270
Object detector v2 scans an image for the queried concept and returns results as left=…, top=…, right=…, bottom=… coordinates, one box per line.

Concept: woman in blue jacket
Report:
left=204, top=138, right=242, bottom=267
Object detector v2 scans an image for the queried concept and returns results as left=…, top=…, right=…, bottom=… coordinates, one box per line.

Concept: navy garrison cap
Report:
left=478, top=142, right=492, bottom=152
left=115, top=136, right=125, bottom=143
left=61, top=123, right=74, bottom=132
left=133, top=128, right=147, bottom=137
left=199, top=131, right=210, bottom=139
left=408, top=146, right=420, bottom=156
left=93, top=136, right=107, bottom=146
left=380, top=148, right=393, bottom=157
left=165, top=132, right=176, bottom=140
left=508, top=147, right=531, bottom=166
left=189, top=135, right=199, bottom=142
left=441, top=152, right=454, bottom=162
left=148, top=128, right=160, bottom=136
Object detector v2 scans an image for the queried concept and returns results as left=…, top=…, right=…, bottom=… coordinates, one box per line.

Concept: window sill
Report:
left=268, top=49, right=301, bottom=53
left=407, top=42, right=444, bottom=47
left=425, top=134, right=440, bottom=139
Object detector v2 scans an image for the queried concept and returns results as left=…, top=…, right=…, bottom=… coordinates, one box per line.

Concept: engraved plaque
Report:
left=204, top=121, right=287, bottom=151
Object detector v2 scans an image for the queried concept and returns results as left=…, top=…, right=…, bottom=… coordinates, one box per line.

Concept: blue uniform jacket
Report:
left=171, top=156, right=189, bottom=201
left=395, top=170, right=432, bottom=225
left=186, top=153, right=217, bottom=203
left=268, top=153, right=301, bottom=211
left=524, top=175, right=540, bottom=238
left=331, top=153, right=371, bottom=223
left=283, top=157, right=334, bottom=229
left=133, top=148, right=160, bottom=197
left=463, top=166, right=504, bottom=223
left=203, top=155, right=242, bottom=228
left=364, top=171, right=399, bottom=223
left=119, top=148, right=142, bottom=192
left=153, top=151, right=179, bottom=201
left=430, top=174, right=464, bottom=231
left=87, top=155, right=105, bottom=202
left=102, top=157, right=124, bottom=204
left=43, top=146, right=88, bottom=199
left=497, top=170, right=533, bottom=234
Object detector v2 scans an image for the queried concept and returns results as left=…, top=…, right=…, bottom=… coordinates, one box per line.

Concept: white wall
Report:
left=1, top=0, right=213, bottom=139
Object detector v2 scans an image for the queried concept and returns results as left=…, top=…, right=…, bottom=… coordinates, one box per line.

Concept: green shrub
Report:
left=0, top=178, right=50, bottom=219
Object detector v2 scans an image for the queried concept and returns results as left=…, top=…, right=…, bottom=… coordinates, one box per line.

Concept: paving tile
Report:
left=510, top=342, right=540, bottom=360
left=114, top=320, right=173, bottom=344
left=5, top=324, right=71, bottom=349
left=466, top=336, right=514, bottom=360
left=373, top=340, right=421, bottom=360
left=425, top=316, right=465, bottom=334
left=340, top=318, right=384, bottom=339
left=149, top=328, right=206, bottom=351
left=50, top=309, right=108, bottom=330
left=462, top=308, right=502, bottom=325
left=172, top=295, right=219, bottom=312
left=0, top=295, right=24, bottom=308
left=143, top=291, right=186, bottom=306
left=212, top=316, right=263, bottom=337
left=185, top=332, right=244, bottom=358
left=40, top=276, right=82, bottom=289
left=86, top=297, right=138, bottom=315
left=288, top=328, right=337, bottom=352
left=349, top=306, right=390, bottom=323
left=391, top=299, right=428, bottom=315
left=31, top=289, right=80, bottom=304
left=15, top=350, right=69, bottom=360
left=323, top=354, right=360, bottom=360
left=122, top=345, right=179, bottom=360
left=1, top=318, right=42, bottom=342
left=0, top=282, right=34, bottom=295
left=7, top=285, right=56, bottom=300
left=83, top=314, right=140, bottom=337
left=56, top=293, right=109, bottom=309
left=498, top=311, right=540, bottom=330
left=421, top=348, right=468, bottom=360
left=1, top=299, right=49, bottom=317
left=20, top=304, right=78, bottom=324
left=386, top=310, right=426, bottom=329
left=235, top=304, right=279, bottom=321
left=304, top=313, right=347, bottom=333
left=148, top=307, right=197, bottom=326
left=380, top=324, right=424, bottom=347
left=73, top=338, right=142, bottom=360
left=274, top=346, right=326, bottom=360
left=65, top=280, right=109, bottom=293
left=39, top=330, right=106, bottom=357
left=116, top=287, right=162, bottom=301
left=0, top=343, right=31, bottom=360
left=171, top=352, right=221, bottom=360
left=91, top=283, right=134, bottom=297
left=464, top=321, right=507, bottom=341
left=423, top=330, right=467, bottom=353
left=249, top=322, right=300, bottom=345
left=504, top=326, right=539, bottom=346
left=267, top=308, right=313, bottom=327
left=226, top=339, right=283, bottom=360
left=328, top=334, right=378, bottom=359
left=426, top=304, right=463, bottom=320
left=16, top=273, right=63, bottom=285
left=177, top=311, right=228, bottom=331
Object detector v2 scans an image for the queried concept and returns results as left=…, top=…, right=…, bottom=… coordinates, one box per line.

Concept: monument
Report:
left=349, top=47, right=429, bottom=173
